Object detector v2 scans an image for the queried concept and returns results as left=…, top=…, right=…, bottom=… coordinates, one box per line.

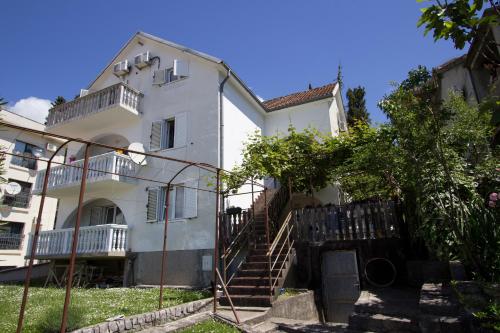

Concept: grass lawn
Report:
left=0, top=285, right=210, bottom=333
left=177, top=319, right=239, bottom=333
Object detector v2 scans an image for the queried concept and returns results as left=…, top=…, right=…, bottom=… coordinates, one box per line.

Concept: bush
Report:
left=33, top=303, right=85, bottom=333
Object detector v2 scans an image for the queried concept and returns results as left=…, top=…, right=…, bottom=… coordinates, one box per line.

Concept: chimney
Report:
left=308, top=83, right=313, bottom=90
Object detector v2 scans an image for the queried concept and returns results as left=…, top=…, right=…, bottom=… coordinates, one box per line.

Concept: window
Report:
left=11, top=140, right=44, bottom=170
left=150, top=118, right=175, bottom=150
left=158, top=185, right=185, bottom=220
left=166, top=68, right=179, bottom=83
left=2, top=180, right=32, bottom=208
left=146, top=181, right=197, bottom=222
left=0, top=222, right=24, bottom=250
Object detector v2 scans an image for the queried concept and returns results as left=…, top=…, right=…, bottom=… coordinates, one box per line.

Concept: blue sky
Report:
left=0, top=0, right=464, bottom=124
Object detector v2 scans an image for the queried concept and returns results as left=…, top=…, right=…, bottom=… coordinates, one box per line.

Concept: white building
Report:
left=27, top=32, right=346, bottom=287
left=0, top=109, right=60, bottom=270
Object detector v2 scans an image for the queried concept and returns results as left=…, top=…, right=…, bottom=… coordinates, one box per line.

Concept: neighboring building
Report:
left=434, top=8, right=499, bottom=145
left=26, top=32, right=346, bottom=287
left=434, top=9, right=500, bottom=103
left=0, top=109, right=60, bottom=270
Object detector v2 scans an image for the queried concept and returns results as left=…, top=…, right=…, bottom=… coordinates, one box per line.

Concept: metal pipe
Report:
left=16, top=139, right=73, bottom=333
left=158, top=184, right=171, bottom=309
left=213, top=170, right=220, bottom=313
left=264, top=188, right=272, bottom=297
left=215, top=268, right=240, bottom=324
left=60, top=143, right=91, bottom=333
left=0, top=121, right=265, bottom=188
left=158, top=162, right=197, bottom=309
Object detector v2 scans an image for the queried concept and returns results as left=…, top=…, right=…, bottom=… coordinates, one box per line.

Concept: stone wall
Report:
left=70, top=298, right=212, bottom=333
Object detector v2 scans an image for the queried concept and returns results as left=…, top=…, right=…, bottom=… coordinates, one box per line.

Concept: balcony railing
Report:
left=0, top=233, right=24, bottom=250
left=34, top=151, right=137, bottom=193
left=46, top=83, right=141, bottom=128
left=27, top=224, right=128, bottom=258
left=2, top=193, right=32, bottom=209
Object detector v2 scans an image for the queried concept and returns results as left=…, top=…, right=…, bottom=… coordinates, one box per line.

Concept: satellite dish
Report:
left=128, top=142, right=147, bottom=166
left=5, top=182, right=22, bottom=195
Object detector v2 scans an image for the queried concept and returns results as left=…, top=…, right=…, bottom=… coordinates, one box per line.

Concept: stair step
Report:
left=242, top=262, right=269, bottom=270
left=219, top=295, right=272, bottom=307
left=348, top=312, right=419, bottom=333
left=248, top=254, right=287, bottom=262
left=227, top=285, right=273, bottom=296
left=238, top=269, right=282, bottom=277
left=230, top=276, right=273, bottom=286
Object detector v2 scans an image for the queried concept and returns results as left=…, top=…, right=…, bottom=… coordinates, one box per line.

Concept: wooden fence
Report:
left=293, top=201, right=401, bottom=243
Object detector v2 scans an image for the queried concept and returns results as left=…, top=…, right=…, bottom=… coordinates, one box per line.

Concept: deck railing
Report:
left=34, top=151, right=137, bottom=192
left=27, top=224, right=128, bottom=258
left=293, top=200, right=400, bottom=243
left=46, top=83, right=141, bottom=127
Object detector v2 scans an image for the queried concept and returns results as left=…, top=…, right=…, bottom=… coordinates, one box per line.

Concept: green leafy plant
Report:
left=474, top=302, right=500, bottom=332
left=33, top=303, right=85, bottom=333
left=346, top=86, right=371, bottom=127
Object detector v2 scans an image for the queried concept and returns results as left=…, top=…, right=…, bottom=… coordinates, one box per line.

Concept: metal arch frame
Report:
left=16, top=139, right=74, bottom=333
left=158, top=162, right=197, bottom=309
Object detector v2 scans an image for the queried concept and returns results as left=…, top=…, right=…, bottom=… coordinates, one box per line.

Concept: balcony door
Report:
left=89, top=205, right=124, bottom=226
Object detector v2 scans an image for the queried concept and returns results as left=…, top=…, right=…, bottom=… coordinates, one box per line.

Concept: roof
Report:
left=434, top=54, right=467, bottom=74
left=263, top=82, right=337, bottom=112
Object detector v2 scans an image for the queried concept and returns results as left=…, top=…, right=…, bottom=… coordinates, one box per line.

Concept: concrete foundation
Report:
left=133, top=249, right=214, bottom=287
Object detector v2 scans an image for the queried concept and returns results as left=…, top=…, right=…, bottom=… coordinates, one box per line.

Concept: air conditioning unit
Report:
left=46, top=143, right=58, bottom=152
left=113, top=60, right=130, bottom=76
left=134, top=51, right=151, bottom=69
left=79, top=89, right=89, bottom=97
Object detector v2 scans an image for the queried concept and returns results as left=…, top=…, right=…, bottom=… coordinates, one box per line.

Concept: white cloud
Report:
left=256, top=95, right=265, bottom=102
left=8, top=97, right=52, bottom=123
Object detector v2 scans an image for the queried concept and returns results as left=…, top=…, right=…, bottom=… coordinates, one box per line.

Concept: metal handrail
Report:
left=267, top=210, right=292, bottom=256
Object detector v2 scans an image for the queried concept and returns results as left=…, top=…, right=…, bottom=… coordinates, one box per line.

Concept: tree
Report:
left=223, top=126, right=334, bottom=194
left=336, top=63, right=344, bottom=91
left=51, top=96, right=66, bottom=107
left=417, top=0, right=499, bottom=63
left=346, top=86, right=371, bottom=127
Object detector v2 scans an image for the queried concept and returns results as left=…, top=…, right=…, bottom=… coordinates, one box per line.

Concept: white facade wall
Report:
left=0, top=110, right=60, bottom=268
left=51, top=36, right=221, bottom=254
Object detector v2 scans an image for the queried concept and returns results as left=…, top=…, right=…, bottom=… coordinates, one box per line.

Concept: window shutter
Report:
left=146, top=188, right=159, bottom=222
left=183, top=180, right=198, bottom=218
left=150, top=121, right=163, bottom=151
left=153, top=69, right=166, bottom=85
left=174, top=112, right=187, bottom=148
left=173, top=59, right=189, bottom=77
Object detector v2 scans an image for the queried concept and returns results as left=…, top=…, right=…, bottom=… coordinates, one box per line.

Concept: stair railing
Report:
left=266, top=210, right=295, bottom=294
left=220, top=209, right=255, bottom=285
left=266, top=184, right=291, bottom=239
left=264, top=180, right=294, bottom=296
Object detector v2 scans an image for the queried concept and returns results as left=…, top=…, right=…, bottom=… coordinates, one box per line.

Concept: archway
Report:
left=74, top=134, right=130, bottom=160
left=62, top=198, right=126, bottom=228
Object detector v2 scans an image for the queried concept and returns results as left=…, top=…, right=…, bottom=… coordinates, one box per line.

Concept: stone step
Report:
left=419, top=314, right=465, bottom=333
left=248, top=254, right=287, bottom=262
left=242, top=262, right=270, bottom=270
left=348, top=312, right=419, bottom=333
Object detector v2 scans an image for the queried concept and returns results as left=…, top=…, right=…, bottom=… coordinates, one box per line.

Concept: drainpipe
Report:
left=219, top=68, right=231, bottom=214
left=219, top=68, right=231, bottom=170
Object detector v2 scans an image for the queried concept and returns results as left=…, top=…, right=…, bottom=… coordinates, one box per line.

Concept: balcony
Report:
left=27, top=224, right=128, bottom=259
left=45, top=83, right=142, bottom=136
left=33, top=152, right=138, bottom=196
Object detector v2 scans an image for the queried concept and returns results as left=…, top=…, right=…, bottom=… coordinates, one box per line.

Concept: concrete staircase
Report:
left=220, top=189, right=294, bottom=308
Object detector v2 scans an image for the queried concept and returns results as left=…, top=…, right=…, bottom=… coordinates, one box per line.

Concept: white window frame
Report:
left=158, top=184, right=185, bottom=222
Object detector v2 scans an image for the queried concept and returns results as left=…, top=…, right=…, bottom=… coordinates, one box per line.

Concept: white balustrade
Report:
left=46, top=83, right=141, bottom=127
left=27, top=224, right=128, bottom=258
left=34, top=152, right=137, bottom=193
